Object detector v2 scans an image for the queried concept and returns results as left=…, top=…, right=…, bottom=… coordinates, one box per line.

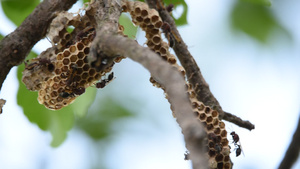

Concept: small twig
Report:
left=278, top=115, right=300, bottom=169
left=0, top=99, right=6, bottom=114
left=223, top=111, right=255, bottom=130
left=0, top=0, right=77, bottom=91
left=145, top=0, right=255, bottom=130
left=90, top=1, right=208, bottom=168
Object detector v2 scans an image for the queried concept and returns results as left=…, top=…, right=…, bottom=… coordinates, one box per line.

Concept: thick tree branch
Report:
left=0, top=0, right=77, bottom=91
left=146, top=0, right=255, bottom=130
left=90, top=1, right=208, bottom=168
left=278, top=115, right=300, bottom=169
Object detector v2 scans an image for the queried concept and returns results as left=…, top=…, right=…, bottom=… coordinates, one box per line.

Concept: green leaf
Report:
left=17, top=51, right=98, bottom=147
left=241, top=0, right=271, bottom=6
left=163, top=0, right=188, bottom=26
left=1, top=0, right=40, bottom=26
left=71, top=87, right=97, bottom=117
left=230, top=1, right=289, bottom=43
left=0, top=33, right=3, bottom=40
left=119, top=14, right=138, bottom=39
left=76, top=97, right=134, bottom=140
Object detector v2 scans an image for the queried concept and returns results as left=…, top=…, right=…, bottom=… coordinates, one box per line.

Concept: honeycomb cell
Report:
left=220, top=130, right=227, bottom=137
left=76, top=68, right=83, bottom=74
left=221, top=139, right=229, bottom=146
left=209, top=149, right=216, bottom=157
left=83, top=64, right=90, bottom=71
left=83, top=47, right=90, bottom=54
left=89, top=69, right=96, bottom=76
left=151, top=15, right=159, bottom=23
left=141, top=9, right=148, bottom=17
left=214, top=127, right=221, bottom=135
left=152, top=35, right=161, bottom=45
left=168, top=57, right=176, bottom=64
left=70, top=55, right=78, bottom=62
left=219, top=121, right=225, bottom=129
left=136, top=16, right=143, bottom=22
left=77, top=42, right=84, bottom=51
left=215, top=154, right=224, bottom=162
left=154, top=20, right=163, bottom=28
left=57, top=54, right=63, bottom=60
left=207, top=124, right=214, bottom=131
left=205, top=107, right=211, bottom=114
left=217, top=163, right=224, bottom=169
left=82, top=73, right=89, bottom=79
left=62, top=66, right=69, bottom=72
left=63, top=58, right=70, bottom=65
left=212, top=110, right=218, bottom=118
left=77, top=60, right=84, bottom=67
left=199, top=113, right=206, bottom=121
left=69, top=45, right=77, bottom=53
left=207, top=116, right=213, bottom=123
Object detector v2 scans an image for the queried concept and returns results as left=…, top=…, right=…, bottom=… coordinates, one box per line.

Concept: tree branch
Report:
left=90, top=1, right=208, bottom=168
left=278, top=115, right=300, bottom=169
left=0, top=0, right=77, bottom=91
left=145, top=0, right=255, bottom=130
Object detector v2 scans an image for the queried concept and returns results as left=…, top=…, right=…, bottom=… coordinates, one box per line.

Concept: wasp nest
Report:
left=122, top=1, right=232, bottom=168
left=22, top=1, right=124, bottom=110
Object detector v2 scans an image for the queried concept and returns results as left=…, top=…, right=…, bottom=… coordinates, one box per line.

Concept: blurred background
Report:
left=0, top=0, right=300, bottom=169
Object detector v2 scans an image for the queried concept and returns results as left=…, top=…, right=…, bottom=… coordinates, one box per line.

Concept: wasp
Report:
left=230, top=131, right=239, bottom=145
left=25, top=58, right=54, bottom=72
left=95, top=72, right=114, bottom=89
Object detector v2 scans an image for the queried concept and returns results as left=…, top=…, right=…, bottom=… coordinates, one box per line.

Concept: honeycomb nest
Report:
left=22, top=1, right=124, bottom=110
left=122, top=1, right=232, bottom=168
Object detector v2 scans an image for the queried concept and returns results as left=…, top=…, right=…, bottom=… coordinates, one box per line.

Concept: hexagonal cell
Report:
left=136, top=16, right=143, bottom=22
left=81, top=72, right=89, bottom=79
left=224, top=155, right=230, bottom=162
left=168, top=57, right=176, bottom=65
left=78, top=52, right=85, bottom=59
left=220, top=129, right=227, bottom=138
left=75, top=60, right=83, bottom=67
left=63, top=58, right=70, bottom=65
left=207, top=116, right=213, bottom=124
left=198, top=103, right=205, bottom=111
left=217, top=162, right=224, bottom=169
left=154, top=20, right=163, bottom=28
left=82, top=38, right=90, bottom=45
left=82, top=64, right=90, bottom=71
left=83, top=47, right=90, bottom=55
left=221, top=139, right=229, bottom=146
left=62, top=66, right=69, bottom=72
left=205, top=106, right=211, bottom=114
left=214, top=127, right=221, bottom=135
left=212, top=119, right=219, bottom=127
left=141, top=9, right=148, bottom=17
left=54, top=68, right=61, bottom=75
left=207, top=124, right=214, bottom=131
left=152, top=35, right=161, bottom=45
left=69, top=45, right=77, bottom=53
left=219, top=121, right=225, bottom=129
left=76, top=68, right=83, bottom=74
left=208, top=141, right=215, bottom=148
left=70, top=55, right=78, bottom=62
left=224, top=162, right=231, bottom=169
left=57, top=53, right=63, bottom=60
left=77, top=42, right=84, bottom=51
left=208, top=149, right=216, bottom=157
left=215, top=154, right=224, bottom=162
left=212, top=110, right=219, bottom=118
left=79, top=80, right=87, bottom=86
left=88, top=69, right=96, bottom=76
left=199, top=112, right=206, bottom=121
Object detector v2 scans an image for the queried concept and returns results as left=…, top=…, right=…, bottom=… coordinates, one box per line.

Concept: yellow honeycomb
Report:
left=122, top=1, right=232, bottom=168
left=22, top=0, right=125, bottom=110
